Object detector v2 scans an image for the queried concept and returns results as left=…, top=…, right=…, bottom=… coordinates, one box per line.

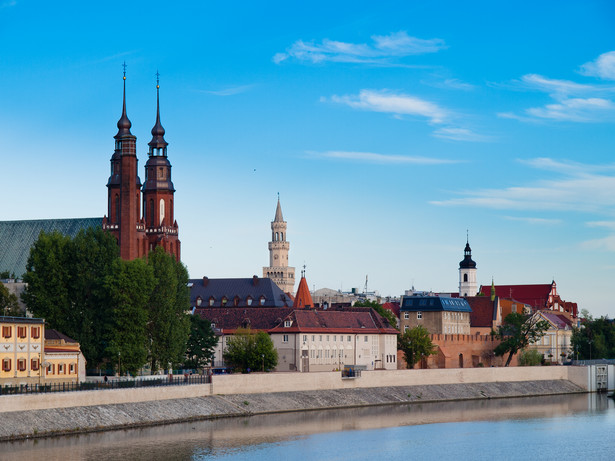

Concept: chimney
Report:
left=252, top=275, right=258, bottom=286
left=202, top=276, right=209, bottom=287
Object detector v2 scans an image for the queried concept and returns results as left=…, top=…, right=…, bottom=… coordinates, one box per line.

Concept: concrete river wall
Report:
left=0, top=366, right=591, bottom=441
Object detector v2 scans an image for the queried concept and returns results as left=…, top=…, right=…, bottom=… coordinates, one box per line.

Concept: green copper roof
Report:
left=0, top=218, right=103, bottom=277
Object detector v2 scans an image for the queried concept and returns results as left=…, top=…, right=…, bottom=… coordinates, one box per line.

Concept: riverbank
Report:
left=0, top=379, right=585, bottom=441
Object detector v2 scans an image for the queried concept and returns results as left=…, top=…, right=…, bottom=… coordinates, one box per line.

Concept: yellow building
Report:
left=0, top=316, right=45, bottom=386
left=44, top=329, right=86, bottom=384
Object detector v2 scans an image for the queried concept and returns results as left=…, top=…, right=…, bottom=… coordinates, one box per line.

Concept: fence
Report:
left=0, top=374, right=210, bottom=396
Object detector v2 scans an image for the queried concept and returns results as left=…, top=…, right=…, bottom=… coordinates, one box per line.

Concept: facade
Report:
left=459, top=239, right=478, bottom=297
left=526, top=310, right=574, bottom=364
left=0, top=316, right=44, bottom=386
left=262, top=198, right=295, bottom=294
left=44, top=329, right=86, bottom=384
left=400, top=295, right=472, bottom=335
left=102, top=73, right=180, bottom=262
left=189, top=276, right=293, bottom=309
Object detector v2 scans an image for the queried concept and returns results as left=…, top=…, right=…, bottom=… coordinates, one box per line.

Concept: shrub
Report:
left=519, top=349, right=543, bottom=366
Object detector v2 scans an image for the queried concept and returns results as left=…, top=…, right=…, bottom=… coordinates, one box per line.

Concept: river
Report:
left=2, top=393, right=613, bottom=460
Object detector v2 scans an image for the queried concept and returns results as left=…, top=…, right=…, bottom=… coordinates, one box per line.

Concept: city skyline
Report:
left=1, top=1, right=614, bottom=316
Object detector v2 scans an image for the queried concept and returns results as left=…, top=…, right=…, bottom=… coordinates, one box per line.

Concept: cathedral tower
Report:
left=103, top=69, right=145, bottom=260
left=459, top=237, right=477, bottom=297
left=141, top=75, right=180, bottom=261
left=263, top=197, right=295, bottom=294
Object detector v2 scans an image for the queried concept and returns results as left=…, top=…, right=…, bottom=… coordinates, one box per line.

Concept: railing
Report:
left=0, top=374, right=211, bottom=396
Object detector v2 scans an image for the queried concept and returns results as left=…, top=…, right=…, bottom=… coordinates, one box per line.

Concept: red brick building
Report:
left=102, top=72, right=180, bottom=261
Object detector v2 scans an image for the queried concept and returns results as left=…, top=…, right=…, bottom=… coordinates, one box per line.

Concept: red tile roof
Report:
left=382, top=302, right=400, bottom=318
left=271, top=309, right=398, bottom=335
left=293, top=276, right=314, bottom=308
left=466, top=296, right=496, bottom=328
left=479, top=283, right=553, bottom=309
left=196, top=307, right=293, bottom=334
left=541, top=311, right=573, bottom=329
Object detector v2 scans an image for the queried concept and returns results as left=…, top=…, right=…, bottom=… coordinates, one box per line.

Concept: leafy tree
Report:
left=398, top=325, right=437, bottom=369
left=105, top=258, right=154, bottom=375
left=146, top=248, right=191, bottom=372
left=0, top=270, right=16, bottom=279
left=184, top=315, right=218, bottom=370
left=354, top=299, right=398, bottom=330
left=494, top=313, right=550, bottom=367
left=0, top=283, right=22, bottom=316
left=518, top=349, right=543, bottom=366
left=571, top=316, right=615, bottom=360
left=224, top=328, right=278, bottom=372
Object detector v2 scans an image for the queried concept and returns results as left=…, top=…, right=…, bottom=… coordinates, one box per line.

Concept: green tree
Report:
left=518, top=349, right=543, bottom=366
left=0, top=270, right=16, bottom=279
left=571, top=316, right=615, bottom=360
left=494, top=313, right=550, bottom=367
left=224, top=328, right=278, bottom=372
left=105, top=258, right=154, bottom=375
left=398, top=325, right=437, bottom=369
left=354, top=299, right=398, bottom=330
left=146, top=248, right=191, bottom=372
left=184, top=315, right=218, bottom=370
left=0, top=283, right=22, bottom=316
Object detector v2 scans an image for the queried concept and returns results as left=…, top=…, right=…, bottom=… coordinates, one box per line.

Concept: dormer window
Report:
left=196, top=297, right=202, bottom=307
left=209, top=297, right=215, bottom=307
left=247, top=296, right=253, bottom=306
left=284, top=320, right=292, bottom=327
left=221, top=297, right=228, bottom=307
left=233, top=296, right=240, bottom=307
left=211, top=323, right=216, bottom=329
left=259, top=296, right=266, bottom=306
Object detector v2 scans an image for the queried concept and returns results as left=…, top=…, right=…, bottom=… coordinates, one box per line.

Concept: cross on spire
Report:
left=122, top=61, right=127, bottom=79
left=155, top=70, right=160, bottom=88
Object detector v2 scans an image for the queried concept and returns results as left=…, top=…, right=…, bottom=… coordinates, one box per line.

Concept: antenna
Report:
left=364, top=275, right=368, bottom=294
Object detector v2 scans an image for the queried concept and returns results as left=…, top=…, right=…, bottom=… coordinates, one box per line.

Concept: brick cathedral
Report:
left=102, top=72, right=180, bottom=261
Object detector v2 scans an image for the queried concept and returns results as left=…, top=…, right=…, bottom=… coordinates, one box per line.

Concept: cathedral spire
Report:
left=116, top=62, right=132, bottom=138
left=148, top=71, right=168, bottom=155
left=274, top=195, right=284, bottom=222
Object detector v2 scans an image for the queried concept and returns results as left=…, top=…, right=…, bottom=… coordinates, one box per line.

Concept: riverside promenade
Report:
left=0, top=366, right=593, bottom=441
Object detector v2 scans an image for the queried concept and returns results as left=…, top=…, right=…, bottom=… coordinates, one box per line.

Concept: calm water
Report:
left=2, top=394, right=614, bottom=460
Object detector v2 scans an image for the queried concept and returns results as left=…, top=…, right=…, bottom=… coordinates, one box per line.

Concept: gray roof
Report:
left=401, top=295, right=472, bottom=313
left=189, top=276, right=292, bottom=308
left=0, top=218, right=103, bottom=277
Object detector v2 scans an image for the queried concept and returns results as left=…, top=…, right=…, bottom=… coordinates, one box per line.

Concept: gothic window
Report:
left=160, top=199, right=165, bottom=226
left=149, top=200, right=154, bottom=227
left=281, top=232, right=284, bottom=241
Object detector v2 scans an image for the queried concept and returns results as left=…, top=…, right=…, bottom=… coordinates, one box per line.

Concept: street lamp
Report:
left=118, top=351, right=121, bottom=377
left=262, top=354, right=265, bottom=372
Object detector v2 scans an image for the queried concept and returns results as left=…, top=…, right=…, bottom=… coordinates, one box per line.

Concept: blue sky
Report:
left=1, top=1, right=615, bottom=316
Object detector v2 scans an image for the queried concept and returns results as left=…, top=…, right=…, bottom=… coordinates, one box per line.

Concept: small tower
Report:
left=293, top=266, right=313, bottom=309
left=263, top=196, right=295, bottom=294
left=459, top=236, right=477, bottom=297
left=103, top=65, right=145, bottom=260
left=141, top=73, right=181, bottom=261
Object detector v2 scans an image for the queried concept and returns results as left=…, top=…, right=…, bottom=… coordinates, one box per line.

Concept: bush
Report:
left=519, top=349, right=543, bottom=366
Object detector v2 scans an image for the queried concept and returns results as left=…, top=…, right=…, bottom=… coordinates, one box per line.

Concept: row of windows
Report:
left=309, top=349, right=345, bottom=360
left=2, top=358, right=39, bottom=372
left=267, top=271, right=293, bottom=279
left=302, top=335, right=370, bottom=343
left=46, top=363, right=76, bottom=375
left=196, top=296, right=266, bottom=307
left=385, top=354, right=396, bottom=363
left=1, top=326, right=41, bottom=339
left=403, top=312, right=423, bottom=319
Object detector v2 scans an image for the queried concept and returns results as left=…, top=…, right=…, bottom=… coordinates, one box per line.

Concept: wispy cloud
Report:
left=432, top=127, right=491, bottom=142
left=273, top=31, right=446, bottom=65
left=198, top=84, right=254, bottom=96
left=431, top=158, right=615, bottom=213
left=503, top=216, right=562, bottom=225
left=498, top=53, right=615, bottom=123
left=587, top=221, right=615, bottom=230
left=580, top=51, right=615, bottom=80
left=325, top=89, right=486, bottom=142
left=327, top=89, right=448, bottom=123
left=310, top=150, right=459, bottom=165
left=581, top=235, right=615, bottom=252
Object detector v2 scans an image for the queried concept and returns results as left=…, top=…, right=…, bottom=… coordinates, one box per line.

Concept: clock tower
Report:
left=263, top=197, right=295, bottom=294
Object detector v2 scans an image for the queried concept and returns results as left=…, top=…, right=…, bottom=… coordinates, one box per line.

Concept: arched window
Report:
left=463, top=274, right=468, bottom=282
left=281, top=232, right=284, bottom=241
left=149, top=200, right=155, bottom=227
left=160, top=199, right=165, bottom=226
left=275, top=232, right=279, bottom=241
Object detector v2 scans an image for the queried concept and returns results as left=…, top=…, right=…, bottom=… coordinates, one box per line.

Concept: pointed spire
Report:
left=116, top=62, right=133, bottom=138
left=274, top=194, right=284, bottom=222
left=490, top=277, right=496, bottom=302
left=293, top=267, right=313, bottom=309
left=149, top=70, right=168, bottom=154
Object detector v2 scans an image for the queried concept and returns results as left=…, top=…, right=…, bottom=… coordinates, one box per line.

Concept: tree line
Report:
left=21, top=228, right=216, bottom=374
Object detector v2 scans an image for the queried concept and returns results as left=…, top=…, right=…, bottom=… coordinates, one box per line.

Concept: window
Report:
left=340, top=336, right=343, bottom=342
left=364, top=336, right=368, bottom=342
left=464, top=274, right=468, bottom=282
left=46, top=363, right=53, bottom=374
left=283, top=335, right=289, bottom=343
left=284, top=320, right=291, bottom=327
left=326, top=335, right=330, bottom=341
left=221, top=297, right=228, bottom=306
left=311, top=335, right=315, bottom=341
left=196, top=297, right=202, bottom=307
left=233, top=296, right=240, bottom=307
left=319, top=335, right=322, bottom=341
left=404, top=312, right=409, bottom=319
left=417, top=312, right=423, bottom=319
left=211, top=323, right=216, bottom=329
left=209, top=297, right=215, bottom=307
left=404, top=325, right=409, bottom=332
left=333, top=335, right=336, bottom=342
left=31, top=359, right=39, bottom=371
left=2, top=326, right=11, bottom=338
left=2, top=358, right=10, bottom=372
left=58, top=364, right=65, bottom=374
left=247, top=297, right=253, bottom=306
left=259, top=297, right=266, bottom=306
left=17, top=326, right=27, bottom=338
left=31, top=327, right=41, bottom=339
left=17, top=359, right=26, bottom=371
left=347, top=336, right=351, bottom=342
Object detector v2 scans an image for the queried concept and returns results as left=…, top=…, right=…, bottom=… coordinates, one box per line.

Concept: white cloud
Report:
left=328, top=89, right=448, bottom=123
left=311, top=150, right=459, bottom=165
left=274, top=31, right=445, bottom=65
left=503, top=216, right=562, bottom=225
left=198, top=84, right=254, bottom=96
left=586, top=221, right=615, bottom=230
left=519, top=74, right=601, bottom=96
left=581, top=235, right=615, bottom=252
left=432, top=127, right=491, bottom=142
left=580, top=51, right=615, bottom=80
left=431, top=158, right=615, bottom=213
left=525, top=97, right=615, bottom=122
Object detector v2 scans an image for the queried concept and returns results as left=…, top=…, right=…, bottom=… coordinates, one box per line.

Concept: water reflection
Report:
left=1, top=393, right=612, bottom=460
